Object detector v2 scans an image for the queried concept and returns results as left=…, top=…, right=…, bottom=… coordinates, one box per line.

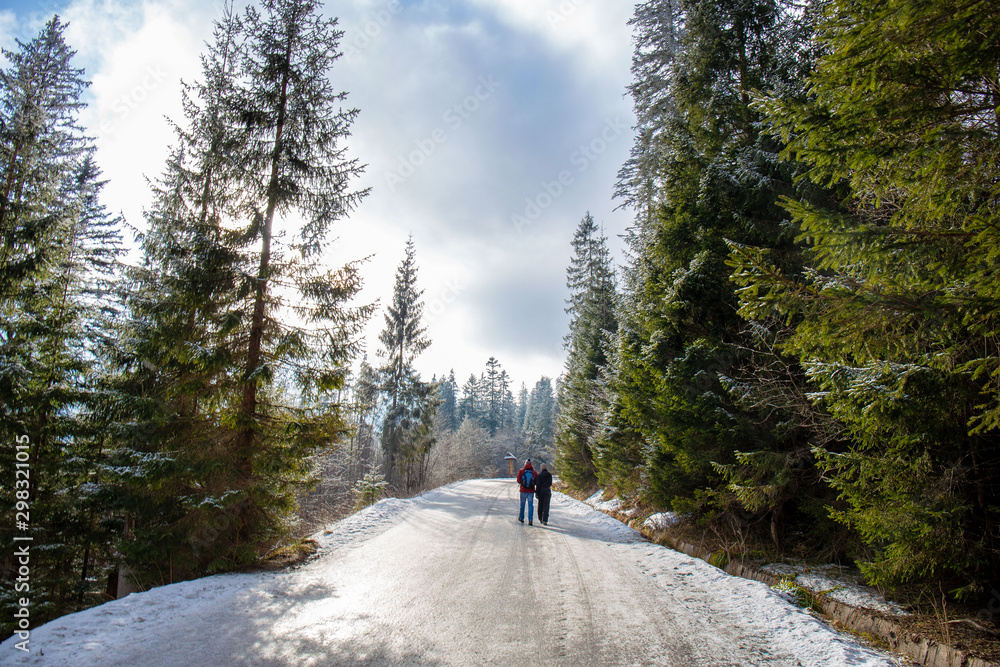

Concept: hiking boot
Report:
left=518, top=518, right=524, bottom=523
left=529, top=521, right=533, bottom=525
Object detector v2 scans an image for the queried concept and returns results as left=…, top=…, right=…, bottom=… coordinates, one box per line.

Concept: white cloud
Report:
left=466, top=0, right=634, bottom=76
left=63, top=0, right=219, bottom=234
left=0, top=10, right=17, bottom=52
left=6, top=0, right=637, bottom=390
left=322, top=0, right=637, bottom=386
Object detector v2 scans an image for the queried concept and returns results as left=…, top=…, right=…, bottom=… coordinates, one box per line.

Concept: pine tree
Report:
left=0, top=16, right=87, bottom=301
left=458, top=374, right=480, bottom=424
left=607, top=0, right=814, bottom=516
left=555, top=213, right=617, bottom=488
left=515, top=382, right=529, bottom=433
left=524, top=376, right=556, bottom=452
left=499, top=372, right=515, bottom=431
left=435, top=369, right=459, bottom=432
left=734, top=0, right=1000, bottom=593
left=615, top=0, right=683, bottom=225
left=104, top=4, right=246, bottom=586
left=378, top=237, right=434, bottom=490
left=481, top=357, right=503, bottom=434
left=106, top=0, right=370, bottom=586
left=349, top=358, right=381, bottom=479
left=607, top=0, right=686, bottom=497
left=0, top=16, right=123, bottom=629
left=232, top=0, right=369, bottom=513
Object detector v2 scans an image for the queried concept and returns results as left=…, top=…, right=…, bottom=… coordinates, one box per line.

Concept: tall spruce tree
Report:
left=607, top=0, right=814, bottom=517
left=0, top=16, right=87, bottom=301
left=524, top=376, right=556, bottom=452
left=0, top=17, right=123, bottom=629
left=498, top=371, right=515, bottom=431
left=105, top=4, right=246, bottom=587
left=603, top=1, right=691, bottom=500
left=458, top=373, right=480, bottom=424
left=481, top=356, right=504, bottom=434
left=107, top=0, right=370, bottom=586
left=555, top=213, right=617, bottom=488
left=515, top=382, right=529, bottom=433
left=378, top=237, right=434, bottom=490
left=349, top=358, right=381, bottom=480
left=231, top=0, right=369, bottom=515
left=615, top=0, right=683, bottom=226
left=435, top=369, right=459, bottom=432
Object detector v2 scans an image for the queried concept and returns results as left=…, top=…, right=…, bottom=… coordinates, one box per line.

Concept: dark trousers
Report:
left=536, top=490, right=551, bottom=523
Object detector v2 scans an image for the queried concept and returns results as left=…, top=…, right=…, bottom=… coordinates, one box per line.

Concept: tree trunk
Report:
left=770, top=503, right=785, bottom=555
left=237, top=39, right=292, bottom=475
left=0, top=142, right=21, bottom=240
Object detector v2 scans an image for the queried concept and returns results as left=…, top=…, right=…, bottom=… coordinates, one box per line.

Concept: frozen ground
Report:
left=2, top=480, right=910, bottom=666
left=762, top=562, right=910, bottom=617
left=583, top=490, right=909, bottom=618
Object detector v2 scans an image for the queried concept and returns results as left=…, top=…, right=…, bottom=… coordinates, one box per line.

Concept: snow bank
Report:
left=1, top=493, right=422, bottom=666
left=762, top=562, right=910, bottom=617
left=584, top=490, right=908, bottom=622
left=642, top=511, right=682, bottom=532
left=583, top=488, right=625, bottom=514
left=559, top=489, right=644, bottom=544
left=582, top=489, right=651, bottom=520
left=583, top=490, right=907, bottom=664
left=624, top=544, right=905, bottom=667
left=310, top=495, right=421, bottom=551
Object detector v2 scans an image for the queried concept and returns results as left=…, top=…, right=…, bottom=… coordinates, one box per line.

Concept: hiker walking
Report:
left=535, top=463, right=553, bottom=525
left=516, top=459, right=536, bottom=525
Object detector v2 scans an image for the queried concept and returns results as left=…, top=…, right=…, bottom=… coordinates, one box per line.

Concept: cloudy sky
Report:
left=0, top=0, right=637, bottom=390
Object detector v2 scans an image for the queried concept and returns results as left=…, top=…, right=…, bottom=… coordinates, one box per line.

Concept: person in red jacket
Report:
left=516, top=459, right=537, bottom=525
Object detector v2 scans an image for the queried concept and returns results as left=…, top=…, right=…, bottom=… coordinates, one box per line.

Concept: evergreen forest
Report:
left=2, top=0, right=1000, bottom=641
left=556, top=0, right=1000, bottom=607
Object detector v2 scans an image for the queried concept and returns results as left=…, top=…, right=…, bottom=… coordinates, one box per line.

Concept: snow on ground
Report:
left=2, top=482, right=908, bottom=666
left=642, top=511, right=682, bottom=532
left=762, top=562, right=911, bottom=617
left=575, top=489, right=904, bottom=665
left=0, top=494, right=424, bottom=667
left=310, top=495, right=427, bottom=551
left=586, top=488, right=911, bottom=620
left=584, top=489, right=623, bottom=514
left=621, top=543, right=908, bottom=667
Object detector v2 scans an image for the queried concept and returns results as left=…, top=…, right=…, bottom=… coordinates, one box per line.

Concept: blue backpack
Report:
left=522, top=469, right=535, bottom=490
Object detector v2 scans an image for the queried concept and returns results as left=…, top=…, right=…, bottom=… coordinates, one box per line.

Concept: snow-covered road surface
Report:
left=2, top=479, right=907, bottom=666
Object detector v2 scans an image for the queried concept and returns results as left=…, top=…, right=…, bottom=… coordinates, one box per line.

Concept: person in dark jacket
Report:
left=516, top=459, right=536, bottom=525
left=535, top=464, right=553, bottom=525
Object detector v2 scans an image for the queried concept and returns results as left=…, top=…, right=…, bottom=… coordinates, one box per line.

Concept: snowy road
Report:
left=2, top=479, right=906, bottom=666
